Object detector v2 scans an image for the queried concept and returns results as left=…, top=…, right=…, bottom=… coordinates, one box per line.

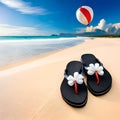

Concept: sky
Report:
left=0, top=0, right=120, bottom=36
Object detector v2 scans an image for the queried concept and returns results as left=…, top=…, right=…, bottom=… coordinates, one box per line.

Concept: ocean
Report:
left=0, top=36, right=86, bottom=67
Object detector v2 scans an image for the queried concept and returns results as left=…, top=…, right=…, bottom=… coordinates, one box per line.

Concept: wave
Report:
left=0, top=36, right=87, bottom=67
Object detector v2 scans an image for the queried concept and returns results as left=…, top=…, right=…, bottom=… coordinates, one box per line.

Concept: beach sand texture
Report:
left=0, top=38, right=120, bottom=120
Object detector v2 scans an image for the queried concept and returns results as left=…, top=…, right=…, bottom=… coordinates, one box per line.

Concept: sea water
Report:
left=0, top=36, right=87, bottom=67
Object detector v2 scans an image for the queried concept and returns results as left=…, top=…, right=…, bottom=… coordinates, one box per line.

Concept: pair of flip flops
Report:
left=60, top=54, right=112, bottom=107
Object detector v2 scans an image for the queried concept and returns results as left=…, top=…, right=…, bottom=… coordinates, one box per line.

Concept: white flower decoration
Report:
left=65, top=72, right=84, bottom=86
left=85, top=63, right=104, bottom=76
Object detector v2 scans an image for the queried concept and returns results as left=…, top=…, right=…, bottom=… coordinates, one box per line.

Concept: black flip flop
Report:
left=60, top=61, right=88, bottom=107
left=81, top=54, right=112, bottom=96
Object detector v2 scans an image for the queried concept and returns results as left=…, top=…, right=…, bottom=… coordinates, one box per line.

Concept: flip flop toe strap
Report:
left=64, top=72, right=84, bottom=94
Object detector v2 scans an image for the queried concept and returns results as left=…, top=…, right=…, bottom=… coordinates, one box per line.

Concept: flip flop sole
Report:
left=87, top=82, right=112, bottom=96
left=62, top=95, right=87, bottom=107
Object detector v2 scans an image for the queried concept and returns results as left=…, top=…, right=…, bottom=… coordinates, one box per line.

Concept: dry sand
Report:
left=0, top=37, right=120, bottom=120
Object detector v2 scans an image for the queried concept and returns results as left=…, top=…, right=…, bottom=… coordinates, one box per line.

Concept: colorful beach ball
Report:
left=76, top=6, right=94, bottom=25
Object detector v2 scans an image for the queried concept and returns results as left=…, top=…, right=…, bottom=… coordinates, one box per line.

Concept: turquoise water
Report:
left=0, top=36, right=86, bottom=67
left=0, top=36, right=72, bottom=40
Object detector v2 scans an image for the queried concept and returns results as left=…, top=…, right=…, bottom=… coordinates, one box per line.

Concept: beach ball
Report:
left=76, top=6, right=94, bottom=25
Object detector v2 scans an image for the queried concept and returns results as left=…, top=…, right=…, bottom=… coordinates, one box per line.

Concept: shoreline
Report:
left=0, top=37, right=91, bottom=71
left=0, top=37, right=117, bottom=71
left=0, top=36, right=87, bottom=70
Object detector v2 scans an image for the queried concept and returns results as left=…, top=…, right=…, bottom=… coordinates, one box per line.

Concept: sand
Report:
left=0, top=37, right=120, bottom=120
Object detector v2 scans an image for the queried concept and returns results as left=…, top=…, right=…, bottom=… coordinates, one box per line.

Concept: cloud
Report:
left=76, top=27, right=86, bottom=33
left=86, top=19, right=106, bottom=32
left=106, top=23, right=120, bottom=34
left=85, top=26, right=95, bottom=32
left=96, top=19, right=106, bottom=30
left=0, top=0, right=47, bottom=15
left=77, top=19, right=120, bottom=35
left=0, top=24, right=51, bottom=36
left=86, top=19, right=120, bottom=35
